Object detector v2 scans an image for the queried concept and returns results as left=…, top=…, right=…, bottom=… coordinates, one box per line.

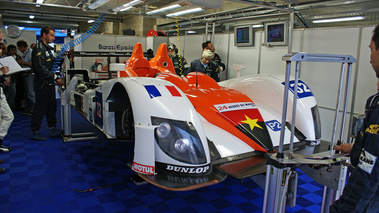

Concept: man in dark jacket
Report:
left=188, top=50, right=220, bottom=82
left=167, top=43, right=189, bottom=76
left=331, top=24, right=379, bottom=213
left=202, top=41, right=225, bottom=72
left=30, top=26, right=63, bottom=141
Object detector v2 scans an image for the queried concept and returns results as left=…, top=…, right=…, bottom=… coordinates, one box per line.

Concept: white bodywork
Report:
left=70, top=74, right=320, bottom=177
left=219, top=74, right=320, bottom=147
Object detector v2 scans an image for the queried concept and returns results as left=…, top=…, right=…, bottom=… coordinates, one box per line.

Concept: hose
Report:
left=175, top=16, right=184, bottom=75
left=51, top=13, right=107, bottom=73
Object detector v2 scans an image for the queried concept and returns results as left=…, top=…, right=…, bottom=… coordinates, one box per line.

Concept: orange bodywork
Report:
left=121, top=43, right=271, bottom=153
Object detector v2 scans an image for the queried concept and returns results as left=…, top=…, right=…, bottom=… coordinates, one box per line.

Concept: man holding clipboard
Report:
left=0, top=29, right=15, bottom=174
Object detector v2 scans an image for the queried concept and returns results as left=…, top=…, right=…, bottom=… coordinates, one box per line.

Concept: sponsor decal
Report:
left=282, top=80, right=313, bottom=99
left=95, top=91, right=103, bottom=128
left=218, top=108, right=273, bottom=150
left=133, top=162, right=155, bottom=175
left=241, top=115, right=263, bottom=131
left=98, top=44, right=134, bottom=51
left=144, top=85, right=182, bottom=99
left=167, top=175, right=210, bottom=185
left=89, top=108, right=93, bottom=122
left=265, top=120, right=281, bottom=131
left=165, top=85, right=181, bottom=97
left=265, top=120, right=282, bottom=132
left=365, top=124, right=379, bottom=134
left=358, top=149, right=377, bottom=174
left=166, top=164, right=210, bottom=174
left=36, top=52, right=42, bottom=56
left=144, top=85, right=162, bottom=98
left=214, top=102, right=256, bottom=113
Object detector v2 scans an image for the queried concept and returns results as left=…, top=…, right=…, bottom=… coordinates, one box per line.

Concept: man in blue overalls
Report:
left=187, top=50, right=220, bottom=82
left=30, top=26, right=63, bottom=141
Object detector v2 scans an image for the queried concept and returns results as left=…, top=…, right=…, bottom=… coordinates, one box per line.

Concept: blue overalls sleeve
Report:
left=330, top=94, right=379, bottom=212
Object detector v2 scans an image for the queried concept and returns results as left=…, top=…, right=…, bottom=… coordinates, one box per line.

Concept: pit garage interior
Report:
left=1, top=0, right=379, bottom=212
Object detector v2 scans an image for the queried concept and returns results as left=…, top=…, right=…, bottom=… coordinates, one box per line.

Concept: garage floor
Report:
left=1, top=101, right=324, bottom=213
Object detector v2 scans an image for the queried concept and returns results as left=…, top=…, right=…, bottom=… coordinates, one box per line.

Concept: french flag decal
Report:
left=166, top=85, right=181, bottom=97
left=145, top=85, right=162, bottom=99
left=144, top=85, right=182, bottom=99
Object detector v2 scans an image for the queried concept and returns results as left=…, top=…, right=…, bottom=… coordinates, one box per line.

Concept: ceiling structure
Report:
left=1, top=0, right=379, bottom=34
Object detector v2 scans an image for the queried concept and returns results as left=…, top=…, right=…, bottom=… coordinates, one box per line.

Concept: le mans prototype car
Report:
left=68, top=43, right=321, bottom=190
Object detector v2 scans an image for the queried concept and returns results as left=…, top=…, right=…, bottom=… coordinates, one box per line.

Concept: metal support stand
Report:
left=60, top=56, right=98, bottom=143
left=263, top=164, right=292, bottom=213
left=263, top=53, right=356, bottom=212
left=61, top=104, right=98, bottom=142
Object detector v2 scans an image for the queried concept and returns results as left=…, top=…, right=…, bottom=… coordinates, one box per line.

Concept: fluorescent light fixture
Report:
left=87, top=0, right=111, bottom=10
left=112, top=0, right=141, bottom=12
left=187, top=30, right=196, bottom=34
left=252, top=24, right=263, bottom=28
left=88, top=20, right=95, bottom=23
left=146, top=4, right=181, bottom=15
left=29, top=15, right=35, bottom=19
left=312, top=16, right=364, bottom=23
left=120, top=6, right=132, bottom=12
left=167, top=7, right=203, bottom=17
left=36, top=0, right=44, bottom=4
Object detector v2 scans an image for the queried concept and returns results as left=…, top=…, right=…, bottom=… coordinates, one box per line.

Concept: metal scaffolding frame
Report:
left=263, top=52, right=356, bottom=213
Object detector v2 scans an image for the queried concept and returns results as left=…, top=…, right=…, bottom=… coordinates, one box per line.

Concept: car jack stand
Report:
left=263, top=152, right=349, bottom=213
left=61, top=104, right=98, bottom=142
left=263, top=52, right=355, bottom=212
left=262, top=158, right=294, bottom=213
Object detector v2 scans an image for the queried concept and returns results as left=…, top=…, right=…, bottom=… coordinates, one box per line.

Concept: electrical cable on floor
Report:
left=72, top=179, right=131, bottom=193
left=72, top=175, right=147, bottom=192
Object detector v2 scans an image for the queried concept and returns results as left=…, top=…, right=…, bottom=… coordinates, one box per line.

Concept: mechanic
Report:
left=17, top=40, right=35, bottom=116
left=188, top=50, right=220, bottom=82
left=202, top=41, right=225, bottom=77
left=0, top=29, right=14, bottom=159
left=30, top=26, right=63, bottom=141
left=167, top=43, right=189, bottom=77
left=330, top=24, right=379, bottom=213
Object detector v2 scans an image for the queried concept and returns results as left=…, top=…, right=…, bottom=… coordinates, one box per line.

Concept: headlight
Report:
left=152, top=117, right=207, bottom=164
left=156, top=122, right=171, bottom=138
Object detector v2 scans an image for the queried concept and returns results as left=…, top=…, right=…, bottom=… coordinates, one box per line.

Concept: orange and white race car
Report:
left=69, top=43, right=321, bottom=190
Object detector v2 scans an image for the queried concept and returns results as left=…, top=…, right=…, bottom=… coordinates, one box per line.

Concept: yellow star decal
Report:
left=241, top=115, right=263, bottom=131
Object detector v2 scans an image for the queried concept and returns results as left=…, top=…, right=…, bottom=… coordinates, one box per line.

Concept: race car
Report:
left=68, top=42, right=321, bottom=190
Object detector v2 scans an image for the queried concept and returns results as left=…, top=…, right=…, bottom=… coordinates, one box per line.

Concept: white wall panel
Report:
left=5, top=30, right=36, bottom=57
left=213, top=34, right=230, bottom=80
left=183, top=35, right=205, bottom=63
left=299, top=28, right=359, bottom=111
left=298, top=28, right=361, bottom=141
left=74, top=34, right=145, bottom=71
left=146, top=36, right=168, bottom=53
left=354, top=26, right=378, bottom=114
left=227, top=30, right=261, bottom=78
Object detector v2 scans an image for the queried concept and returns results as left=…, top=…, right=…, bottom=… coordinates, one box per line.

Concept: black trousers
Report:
left=31, top=79, right=57, bottom=132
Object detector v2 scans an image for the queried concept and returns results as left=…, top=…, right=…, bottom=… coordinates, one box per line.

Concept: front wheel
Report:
left=115, top=104, right=134, bottom=140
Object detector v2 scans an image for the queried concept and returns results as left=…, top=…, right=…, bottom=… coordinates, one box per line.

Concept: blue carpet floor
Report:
left=0, top=101, right=324, bottom=213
